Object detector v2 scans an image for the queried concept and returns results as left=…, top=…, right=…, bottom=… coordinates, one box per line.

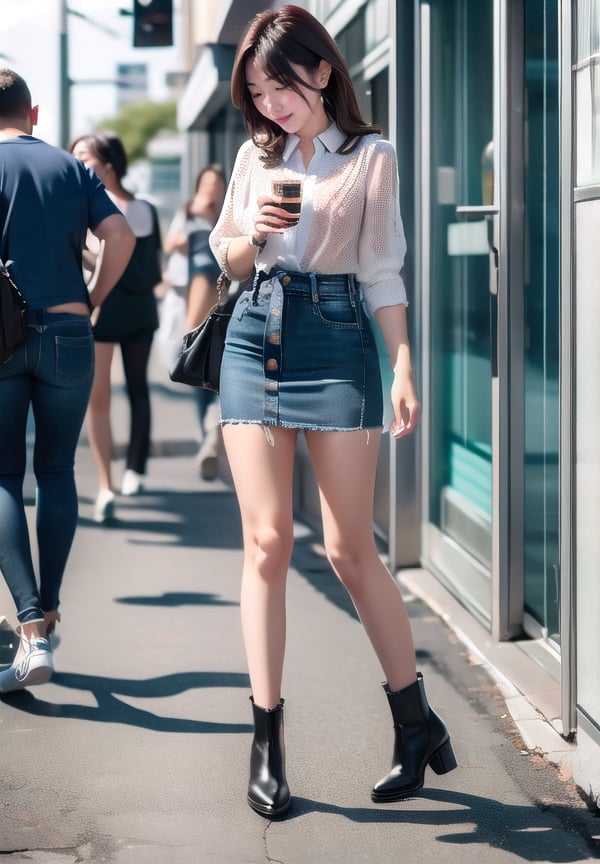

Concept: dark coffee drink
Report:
left=272, top=180, right=302, bottom=226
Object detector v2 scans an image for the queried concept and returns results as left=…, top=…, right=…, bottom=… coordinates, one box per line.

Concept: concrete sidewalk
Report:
left=1, top=344, right=598, bottom=862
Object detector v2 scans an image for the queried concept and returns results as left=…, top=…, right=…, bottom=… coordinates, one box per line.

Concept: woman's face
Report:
left=71, top=140, right=110, bottom=183
left=245, top=57, right=329, bottom=139
left=194, top=170, right=226, bottom=210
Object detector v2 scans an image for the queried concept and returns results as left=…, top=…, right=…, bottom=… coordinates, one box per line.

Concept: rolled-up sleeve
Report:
left=357, top=140, right=408, bottom=314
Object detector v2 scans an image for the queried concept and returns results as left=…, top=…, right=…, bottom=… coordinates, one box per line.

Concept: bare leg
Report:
left=86, top=342, right=115, bottom=494
left=305, top=429, right=417, bottom=692
left=186, top=273, right=218, bottom=330
left=187, top=273, right=220, bottom=470
left=222, top=423, right=297, bottom=708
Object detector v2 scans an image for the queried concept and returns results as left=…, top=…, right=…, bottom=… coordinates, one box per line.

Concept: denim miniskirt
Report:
left=219, top=269, right=383, bottom=431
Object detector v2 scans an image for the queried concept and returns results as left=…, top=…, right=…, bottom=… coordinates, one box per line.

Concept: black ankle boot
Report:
left=371, top=672, right=457, bottom=802
left=248, top=697, right=291, bottom=817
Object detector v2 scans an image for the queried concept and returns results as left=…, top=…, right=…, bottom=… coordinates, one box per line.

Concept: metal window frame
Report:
left=560, top=0, right=576, bottom=735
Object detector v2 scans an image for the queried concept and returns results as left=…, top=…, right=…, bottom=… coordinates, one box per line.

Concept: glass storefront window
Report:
left=575, top=0, right=600, bottom=185
left=427, top=0, right=494, bottom=573
left=423, top=0, right=561, bottom=639
left=523, top=0, right=560, bottom=642
left=335, top=6, right=390, bottom=137
left=320, top=0, right=390, bottom=61
left=365, top=0, right=390, bottom=50
left=574, top=0, right=600, bottom=745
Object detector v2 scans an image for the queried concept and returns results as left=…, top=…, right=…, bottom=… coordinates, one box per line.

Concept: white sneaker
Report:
left=94, top=489, right=115, bottom=523
left=0, top=630, right=53, bottom=693
left=121, top=470, right=144, bottom=496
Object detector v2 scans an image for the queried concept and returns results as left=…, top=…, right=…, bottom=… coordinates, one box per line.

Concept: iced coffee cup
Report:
left=272, top=180, right=302, bottom=226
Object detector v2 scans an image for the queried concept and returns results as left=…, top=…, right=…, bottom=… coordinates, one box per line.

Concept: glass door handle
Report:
left=456, top=205, right=499, bottom=252
left=455, top=206, right=499, bottom=376
left=456, top=205, right=499, bottom=289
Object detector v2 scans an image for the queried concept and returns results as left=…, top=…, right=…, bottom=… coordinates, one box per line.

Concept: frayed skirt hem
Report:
left=220, top=418, right=383, bottom=433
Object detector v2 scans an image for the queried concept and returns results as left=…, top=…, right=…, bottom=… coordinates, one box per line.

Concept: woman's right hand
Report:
left=224, top=194, right=293, bottom=280
left=255, top=194, right=293, bottom=237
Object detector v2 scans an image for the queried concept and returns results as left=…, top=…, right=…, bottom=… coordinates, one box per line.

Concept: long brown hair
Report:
left=231, top=5, right=380, bottom=166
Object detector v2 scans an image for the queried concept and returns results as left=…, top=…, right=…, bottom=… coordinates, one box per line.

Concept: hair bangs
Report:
left=254, top=30, right=321, bottom=95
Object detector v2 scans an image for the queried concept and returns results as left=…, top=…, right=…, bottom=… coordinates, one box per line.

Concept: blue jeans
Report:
left=0, top=311, right=94, bottom=624
left=194, top=388, right=217, bottom=438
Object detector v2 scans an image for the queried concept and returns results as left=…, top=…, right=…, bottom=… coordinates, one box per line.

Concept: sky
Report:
left=0, top=0, right=182, bottom=147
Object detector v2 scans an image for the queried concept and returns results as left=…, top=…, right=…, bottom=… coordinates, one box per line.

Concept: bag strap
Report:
left=0, top=258, right=18, bottom=288
left=214, top=271, right=231, bottom=310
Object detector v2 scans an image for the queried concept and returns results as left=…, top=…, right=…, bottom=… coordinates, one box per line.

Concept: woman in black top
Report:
left=71, top=132, right=162, bottom=521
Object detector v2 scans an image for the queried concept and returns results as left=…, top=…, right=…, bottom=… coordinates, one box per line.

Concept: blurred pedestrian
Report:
left=209, top=5, right=456, bottom=817
left=70, top=132, right=163, bottom=521
left=0, top=69, right=134, bottom=691
left=163, top=165, right=227, bottom=480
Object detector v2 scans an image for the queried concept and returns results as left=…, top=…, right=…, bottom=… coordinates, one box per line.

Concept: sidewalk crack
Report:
left=263, top=821, right=284, bottom=864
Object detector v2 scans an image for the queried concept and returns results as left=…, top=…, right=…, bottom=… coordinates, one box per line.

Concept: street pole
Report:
left=59, top=0, right=70, bottom=149
left=58, top=1, right=124, bottom=149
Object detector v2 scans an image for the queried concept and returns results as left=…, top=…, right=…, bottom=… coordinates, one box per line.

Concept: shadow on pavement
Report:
left=282, top=790, right=598, bottom=861
left=77, top=489, right=243, bottom=552
left=115, top=591, right=238, bottom=607
left=0, top=669, right=252, bottom=733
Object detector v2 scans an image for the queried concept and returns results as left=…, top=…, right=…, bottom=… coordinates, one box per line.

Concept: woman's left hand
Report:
left=389, top=370, right=420, bottom=439
left=373, top=304, right=420, bottom=439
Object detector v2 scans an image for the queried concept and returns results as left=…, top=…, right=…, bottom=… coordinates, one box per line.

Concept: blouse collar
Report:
left=281, top=122, right=346, bottom=163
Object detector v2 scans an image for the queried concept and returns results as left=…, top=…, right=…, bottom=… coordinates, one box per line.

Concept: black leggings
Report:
left=121, top=339, right=153, bottom=474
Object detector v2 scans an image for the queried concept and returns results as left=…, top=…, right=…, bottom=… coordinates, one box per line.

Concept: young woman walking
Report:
left=209, top=5, right=457, bottom=817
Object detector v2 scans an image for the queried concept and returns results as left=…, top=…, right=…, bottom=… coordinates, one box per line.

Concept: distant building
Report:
left=116, top=62, right=148, bottom=107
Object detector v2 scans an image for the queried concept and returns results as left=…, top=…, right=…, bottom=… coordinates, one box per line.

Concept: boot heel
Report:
left=428, top=738, right=457, bottom=775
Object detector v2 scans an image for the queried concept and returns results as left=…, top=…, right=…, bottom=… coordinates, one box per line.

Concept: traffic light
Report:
left=133, top=0, right=173, bottom=48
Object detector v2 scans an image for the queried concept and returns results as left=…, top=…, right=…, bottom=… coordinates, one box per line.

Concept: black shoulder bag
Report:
left=169, top=272, right=234, bottom=393
left=0, top=258, right=27, bottom=364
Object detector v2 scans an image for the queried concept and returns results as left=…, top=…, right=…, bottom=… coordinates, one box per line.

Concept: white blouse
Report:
left=209, top=123, right=408, bottom=313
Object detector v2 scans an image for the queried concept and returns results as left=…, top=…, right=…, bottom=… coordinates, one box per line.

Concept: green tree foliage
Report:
left=95, top=100, right=177, bottom=163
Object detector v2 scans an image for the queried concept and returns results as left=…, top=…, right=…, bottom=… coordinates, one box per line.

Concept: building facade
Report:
left=176, top=0, right=600, bottom=805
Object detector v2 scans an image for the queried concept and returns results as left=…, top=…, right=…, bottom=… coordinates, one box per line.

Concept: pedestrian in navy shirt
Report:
left=0, top=69, right=135, bottom=693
